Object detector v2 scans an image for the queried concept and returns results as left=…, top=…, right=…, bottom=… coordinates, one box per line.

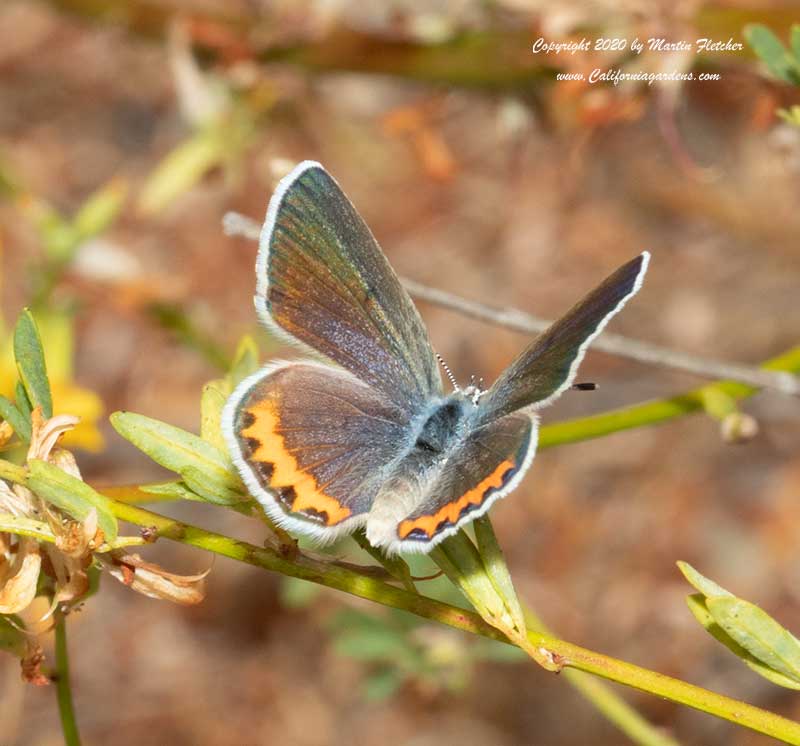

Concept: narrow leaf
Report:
left=0, top=395, right=31, bottom=441
left=792, top=25, right=800, bottom=62
left=200, top=380, right=229, bottom=452
left=677, top=561, right=733, bottom=598
left=353, top=530, right=416, bottom=593
left=180, top=465, right=246, bottom=506
left=139, top=480, right=204, bottom=502
left=473, top=515, right=525, bottom=633
left=15, top=381, right=32, bottom=419
left=227, top=335, right=259, bottom=388
left=138, top=130, right=227, bottom=215
left=13, top=310, right=52, bottom=418
left=745, top=25, right=797, bottom=84
left=28, top=459, right=118, bottom=541
left=110, top=411, right=239, bottom=490
left=707, top=596, right=800, bottom=684
left=430, top=531, right=512, bottom=628
left=72, top=177, right=128, bottom=240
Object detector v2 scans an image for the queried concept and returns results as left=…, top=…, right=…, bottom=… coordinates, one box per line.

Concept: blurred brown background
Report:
left=1, top=1, right=799, bottom=744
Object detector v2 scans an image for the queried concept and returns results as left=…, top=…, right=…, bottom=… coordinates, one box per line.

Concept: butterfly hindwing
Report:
left=366, top=412, right=537, bottom=554
left=223, top=361, right=409, bottom=542
left=258, top=162, right=442, bottom=413
left=477, top=252, right=649, bottom=422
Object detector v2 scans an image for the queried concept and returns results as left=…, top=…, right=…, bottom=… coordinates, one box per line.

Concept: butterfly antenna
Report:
left=436, top=352, right=459, bottom=392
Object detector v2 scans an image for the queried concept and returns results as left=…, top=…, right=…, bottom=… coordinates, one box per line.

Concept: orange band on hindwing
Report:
left=239, top=400, right=352, bottom=526
left=397, top=460, right=515, bottom=540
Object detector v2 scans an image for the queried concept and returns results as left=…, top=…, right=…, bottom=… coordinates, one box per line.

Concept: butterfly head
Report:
left=462, top=375, right=486, bottom=406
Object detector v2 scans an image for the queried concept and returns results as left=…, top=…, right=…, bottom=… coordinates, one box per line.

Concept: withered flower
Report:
left=1, top=408, right=209, bottom=683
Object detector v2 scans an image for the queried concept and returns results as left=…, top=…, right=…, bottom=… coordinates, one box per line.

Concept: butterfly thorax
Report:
left=414, top=397, right=471, bottom=454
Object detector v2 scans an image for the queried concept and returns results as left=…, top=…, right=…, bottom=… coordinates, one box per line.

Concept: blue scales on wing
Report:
left=257, top=162, right=442, bottom=413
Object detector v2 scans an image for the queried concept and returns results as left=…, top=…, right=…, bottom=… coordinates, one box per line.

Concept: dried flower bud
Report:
left=0, top=537, right=42, bottom=615
left=721, top=412, right=759, bottom=444
left=101, top=552, right=209, bottom=606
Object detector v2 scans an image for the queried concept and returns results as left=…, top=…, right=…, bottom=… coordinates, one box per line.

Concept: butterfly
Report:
left=222, top=162, right=649, bottom=554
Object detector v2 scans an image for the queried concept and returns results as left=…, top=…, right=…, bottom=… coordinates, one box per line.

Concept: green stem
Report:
left=106, top=500, right=800, bottom=744
left=0, top=460, right=27, bottom=484
left=54, top=612, right=82, bottom=746
left=539, top=346, right=800, bottom=449
left=523, top=607, right=678, bottom=746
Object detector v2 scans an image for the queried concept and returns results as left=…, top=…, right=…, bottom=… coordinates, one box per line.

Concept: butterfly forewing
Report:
left=477, top=253, right=649, bottom=422
left=258, top=162, right=442, bottom=413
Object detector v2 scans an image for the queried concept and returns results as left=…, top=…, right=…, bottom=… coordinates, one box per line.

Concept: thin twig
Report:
left=223, top=212, right=799, bottom=396
left=54, top=612, right=82, bottom=746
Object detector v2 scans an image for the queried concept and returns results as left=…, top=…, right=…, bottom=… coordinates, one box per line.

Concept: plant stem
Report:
left=105, top=500, right=800, bottom=744
left=0, top=460, right=27, bottom=484
left=539, top=346, right=800, bottom=449
left=54, top=612, right=82, bottom=746
left=523, top=607, right=678, bottom=746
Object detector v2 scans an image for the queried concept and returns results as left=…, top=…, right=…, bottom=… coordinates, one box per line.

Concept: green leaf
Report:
left=200, top=380, right=229, bottom=453
left=138, top=127, right=235, bottom=215
left=28, top=459, right=118, bottom=541
left=15, top=381, right=32, bottom=419
left=13, top=309, right=53, bottom=418
left=792, top=25, right=800, bottom=61
left=677, top=561, right=733, bottom=598
left=682, top=565, right=800, bottom=690
left=707, top=596, right=800, bottom=684
left=180, top=465, right=246, bottom=506
left=430, top=531, right=514, bottom=631
left=352, top=530, right=416, bottom=593
left=0, top=395, right=31, bottom=441
left=699, top=388, right=737, bottom=420
left=473, top=515, right=525, bottom=633
left=745, top=25, right=799, bottom=84
left=227, top=335, right=259, bottom=388
left=685, top=594, right=800, bottom=690
left=110, top=411, right=240, bottom=490
left=139, top=480, right=205, bottom=502
left=72, top=178, right=128, bottom=240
